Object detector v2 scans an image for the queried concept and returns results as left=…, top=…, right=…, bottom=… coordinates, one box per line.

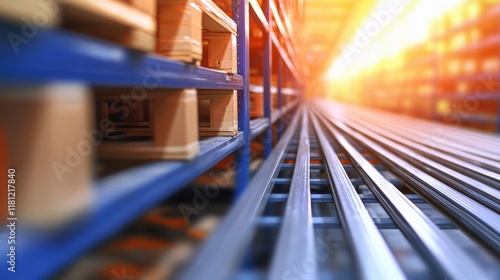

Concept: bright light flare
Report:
left=326, top=0, right=467, bottom=81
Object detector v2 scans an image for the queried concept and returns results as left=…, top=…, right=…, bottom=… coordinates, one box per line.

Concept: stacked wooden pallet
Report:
left=146, top=0, right=239, bottom=157
left=96, top=88, right=200, bottom=160
left=96, top=0, right=238, bottom=160
left=95, top=90, right=238, bottom=161
left=0, top=0, right=239, bottom=161
left=198, top=90, right=238, bottom=136
left=157, top=0, right=237, bottom=73
left=0, top=0, right=157, bottom=51
left=250, top=90, right=297, bottom=119
left=0, top=84, right=93, bottom=228
left=249, top=76, right=277, bottom=118
left=0, top=0, right=240, bottom=229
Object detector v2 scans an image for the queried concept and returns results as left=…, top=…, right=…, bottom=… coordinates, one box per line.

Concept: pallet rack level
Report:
left=13, top=133, right=243, bottom=280
left=0, top=22, right=243, bottom=89
left=0, top=0, right=304, bottom=278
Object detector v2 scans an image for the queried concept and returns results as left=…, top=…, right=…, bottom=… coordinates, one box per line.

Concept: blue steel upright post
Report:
left=263, top=0, right=272, bottom=158
left=233, top=0, right=251, bottom=199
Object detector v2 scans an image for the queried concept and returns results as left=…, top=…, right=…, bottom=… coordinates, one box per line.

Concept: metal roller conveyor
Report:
left=178, top=103, right=500, bottom=279
left=312, top=107, right=489, bottom=280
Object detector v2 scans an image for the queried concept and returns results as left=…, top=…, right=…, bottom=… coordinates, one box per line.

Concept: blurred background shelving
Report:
left=328, top=0, right=500, bottom=132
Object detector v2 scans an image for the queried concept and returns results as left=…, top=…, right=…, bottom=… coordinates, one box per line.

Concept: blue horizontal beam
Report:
left=4, top=133, right=243, bottom=280
left=258, top=216, right=456, bottom=230
left=0, top=21, right=243, bottom=89
left=267, top=193, right=428, bottom=204
left=250, top=101, right=299, bottom=139
left=250, top=118, right=269, bottom=139
left=271, top=100, right=298, bottom=124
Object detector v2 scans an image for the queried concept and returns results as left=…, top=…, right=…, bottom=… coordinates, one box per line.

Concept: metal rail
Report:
left=177, top=109, right=301, bottom=280
left=336, top=112, right=500, bottom=207
left=315, top=103, right=500, bottom=256
left=342, top=107, right=500, bottom=171
left=312, top=106, right=489, bottom=280
left=268, top=109, right=315, bottom=280
left=342, top=105, right=500, bottom=155
left=310, top=110, right=405, bottom=280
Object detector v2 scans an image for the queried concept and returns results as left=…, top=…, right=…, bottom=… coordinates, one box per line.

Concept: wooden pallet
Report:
left=201, top=32, right=237, bottom=73
left=198, top=89, right=238, bottom=136
left=249, top=75, right=279, bottom=87
left=249, top=77, right=294, bottom=118
left=249, top=92, right=279, bottom=118
left=0, top=0, right=156, bottom=52
left=0, top=0, right=61, bottom=27
left=96, top=88, right=199, bottom=160
left=284, top=92, right=295, bottom=106
left=157, top=0, right=203, bottom=63
left=0, top=84, right=92, bottom=228
left=250, top=92, right=264, bottom=118
left=62, top=0, right=156, bottom=51
left=157, top=0, right=237, bottom=73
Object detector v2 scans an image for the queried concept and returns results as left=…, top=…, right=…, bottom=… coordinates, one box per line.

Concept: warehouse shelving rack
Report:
left=0, top=0, right=304, bottom=279
left=431, top=2, right=500, bottom=132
